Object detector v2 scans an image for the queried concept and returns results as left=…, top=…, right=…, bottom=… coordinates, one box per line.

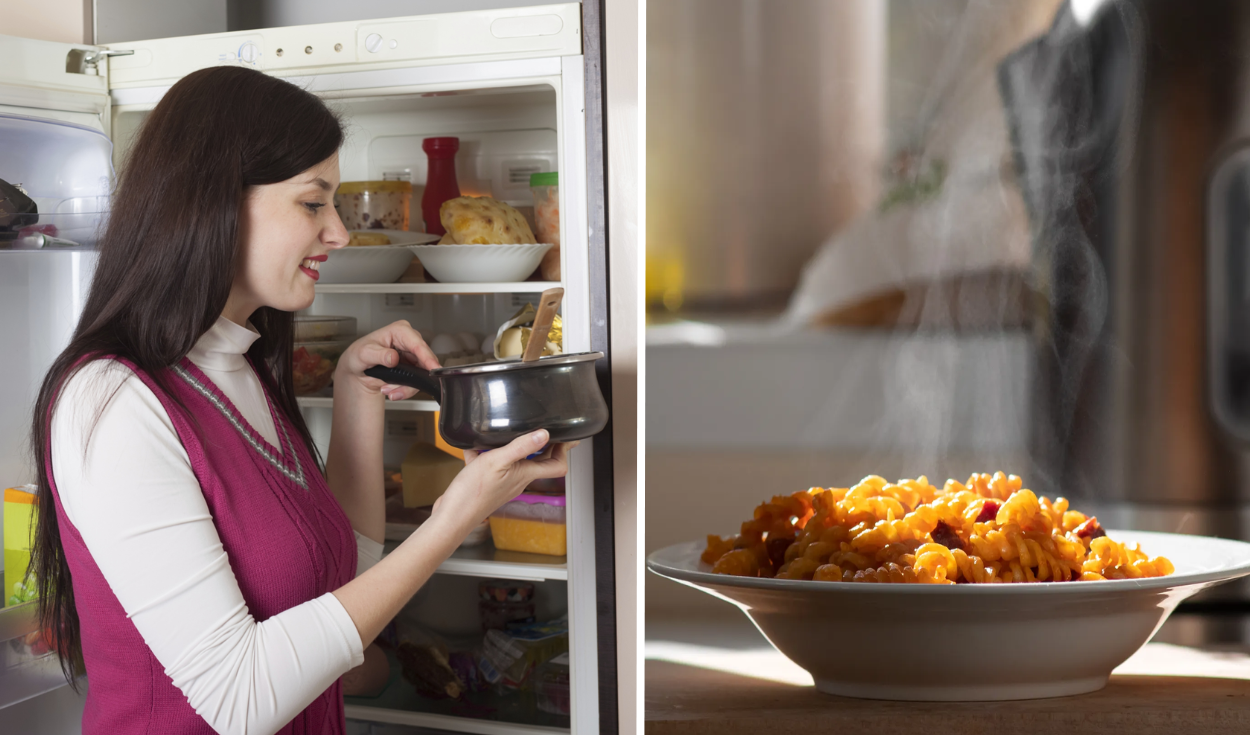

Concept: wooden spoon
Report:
left=522, top=287, right=564, bottom=362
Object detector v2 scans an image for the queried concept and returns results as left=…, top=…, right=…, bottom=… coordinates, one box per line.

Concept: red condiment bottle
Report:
left=422, top=137, right=460, bottom=235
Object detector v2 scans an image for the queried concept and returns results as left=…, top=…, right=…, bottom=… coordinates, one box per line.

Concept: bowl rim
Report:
left=647, top=530, right=1250, bottom=595
left=407, top=242, right=555, bottom=252
left=331, top=244, right=434, bottom=253
left=344, top=229, right=440, bottom=247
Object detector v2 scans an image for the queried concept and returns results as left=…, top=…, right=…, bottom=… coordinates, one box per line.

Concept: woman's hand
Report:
left=336, top=319, right=440, bottom=400
left=430, top=431, right=576, bottom=539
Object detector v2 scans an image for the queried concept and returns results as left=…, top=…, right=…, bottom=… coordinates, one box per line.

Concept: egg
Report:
left=455, top=332, right=481, bottom=353
left=428, top=333, right=461, bottom=357
left=481, top=334, right=495, bottom=356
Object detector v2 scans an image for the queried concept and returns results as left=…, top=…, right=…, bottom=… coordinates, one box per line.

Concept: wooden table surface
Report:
left=646, top=659, right=1250, bottom=734
left=645, top=635, right=1250, bottom=735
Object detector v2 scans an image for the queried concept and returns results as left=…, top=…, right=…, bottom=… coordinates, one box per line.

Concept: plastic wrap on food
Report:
left=475, top=616, right=568, bottom=690
left=492, top=303, right=562, bottom=359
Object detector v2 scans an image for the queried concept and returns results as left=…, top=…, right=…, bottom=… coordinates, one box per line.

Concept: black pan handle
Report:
left=363, top=363, right=442, bottom=400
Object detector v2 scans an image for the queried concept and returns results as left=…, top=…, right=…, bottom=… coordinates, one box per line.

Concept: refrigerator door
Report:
left=0, top=34, right=109, bottom=532
left=0, top=33, right=109, bottom=722
left=0, top=250, right=96, bottom=488
left=0, top=248, right=96, bottom=716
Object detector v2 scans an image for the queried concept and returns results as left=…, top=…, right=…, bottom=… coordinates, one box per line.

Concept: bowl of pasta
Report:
left=646, top=472, right=1250, bottom=702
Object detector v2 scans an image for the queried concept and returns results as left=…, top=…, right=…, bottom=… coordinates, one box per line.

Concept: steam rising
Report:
left=1003, top=0, right=1141, bottom=499
left=785, top=0, right=1143, bottom=497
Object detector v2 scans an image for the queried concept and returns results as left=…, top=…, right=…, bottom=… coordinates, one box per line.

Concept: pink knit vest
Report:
left=46, top=355, right=357, bottom=733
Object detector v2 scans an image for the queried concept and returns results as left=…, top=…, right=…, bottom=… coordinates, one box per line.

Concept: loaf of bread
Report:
left=439, top=196, right=537, bottom=245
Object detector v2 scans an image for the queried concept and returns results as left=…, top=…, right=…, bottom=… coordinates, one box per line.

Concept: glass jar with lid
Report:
left=334, top=180, right=412, bottom=231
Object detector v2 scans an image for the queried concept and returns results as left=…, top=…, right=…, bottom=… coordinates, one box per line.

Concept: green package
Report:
left=4, top=485, right=39, bottom=607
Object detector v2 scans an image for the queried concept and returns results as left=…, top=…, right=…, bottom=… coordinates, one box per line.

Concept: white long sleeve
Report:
left=51, top=317, right=380, bottom=735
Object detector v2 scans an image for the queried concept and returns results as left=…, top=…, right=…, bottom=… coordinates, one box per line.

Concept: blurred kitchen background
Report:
left=647, top=0, right=1250, bottom=647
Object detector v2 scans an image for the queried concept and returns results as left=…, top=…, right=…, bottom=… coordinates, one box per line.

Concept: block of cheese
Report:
left=401, top=442, right=463, bottom=508
left=488, top=517, right=567, bottom=556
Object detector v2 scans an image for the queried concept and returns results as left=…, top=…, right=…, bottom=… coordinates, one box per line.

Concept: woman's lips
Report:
left=300, top=255, right=325, bottom=282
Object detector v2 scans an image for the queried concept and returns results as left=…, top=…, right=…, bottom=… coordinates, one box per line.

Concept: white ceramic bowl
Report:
left=407, top=243, right=554, bottom=283
left=318, top=230, right=439, bottom=284
left=647, top=530, right=1250, bottom=702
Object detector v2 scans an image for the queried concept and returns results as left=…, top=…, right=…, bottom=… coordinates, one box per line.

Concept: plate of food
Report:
left=647, top=472, right=1250, bottom=702
left=409, top=196, right=554, bottom=283
left=318, top=229, right=440, bottom=284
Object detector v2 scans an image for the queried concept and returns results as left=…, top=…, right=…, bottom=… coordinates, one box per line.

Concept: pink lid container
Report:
left=512, top=493, right=567, bottom=507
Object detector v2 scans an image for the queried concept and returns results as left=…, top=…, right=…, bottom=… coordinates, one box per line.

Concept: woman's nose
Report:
left=325, top=208, right=350, bottom=250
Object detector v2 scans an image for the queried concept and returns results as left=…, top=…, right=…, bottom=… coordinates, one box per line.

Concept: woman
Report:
left=28, top=65, right=571, bottom=733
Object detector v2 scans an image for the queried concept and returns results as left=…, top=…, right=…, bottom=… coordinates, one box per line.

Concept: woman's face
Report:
left=226, top=153, right=348, bottom=323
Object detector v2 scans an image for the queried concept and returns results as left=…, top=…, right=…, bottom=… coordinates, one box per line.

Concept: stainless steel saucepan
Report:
left=363, top=288, right=609, bottom=450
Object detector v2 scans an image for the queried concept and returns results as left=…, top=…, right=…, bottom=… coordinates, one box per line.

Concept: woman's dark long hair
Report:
left=28, top=65, right=343, bottom=689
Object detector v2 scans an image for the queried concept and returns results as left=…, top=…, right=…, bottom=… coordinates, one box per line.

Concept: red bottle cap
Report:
left=423, top=137, right=460, bottom=156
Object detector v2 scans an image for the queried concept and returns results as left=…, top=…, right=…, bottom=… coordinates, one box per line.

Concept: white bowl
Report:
left=407, top=243, right=554, bottom=283
left=647, top=530, right=1250, bottom=702
left=318, top=230, right=439, bottom=284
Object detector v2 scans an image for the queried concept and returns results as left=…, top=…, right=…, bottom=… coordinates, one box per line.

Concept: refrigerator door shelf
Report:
left=0, top=601, right=78, bottom=711
left=0, top=35, right=108, bottom=118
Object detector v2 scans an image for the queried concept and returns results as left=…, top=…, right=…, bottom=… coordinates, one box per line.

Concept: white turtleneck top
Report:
left=50, top=316, right=383, bottom=734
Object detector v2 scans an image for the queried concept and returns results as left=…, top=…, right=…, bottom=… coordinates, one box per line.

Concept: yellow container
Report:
left=4, top=485, right=38, bottom=607
left=488, top=493, right=566, bottom=556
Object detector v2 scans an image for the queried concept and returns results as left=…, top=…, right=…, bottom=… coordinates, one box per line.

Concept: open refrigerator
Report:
left=0, top=4, right=618, bottom=734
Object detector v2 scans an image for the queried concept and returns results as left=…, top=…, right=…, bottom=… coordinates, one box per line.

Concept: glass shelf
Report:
left=387, top=540, right=567, bottom=582
left=345, top=647, right=569, bottom=735
left=297, top=396, right=439, bottom=412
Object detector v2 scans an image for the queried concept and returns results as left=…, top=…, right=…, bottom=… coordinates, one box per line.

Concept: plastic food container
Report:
left=293, top=315, right=356, bottom=343
left=488, top=493, right=566, bottom=556
left=335, top=181, right=412, bottom=231
left=535, top=652, right=570, bottom=716
left=293, top=339, right=350, bottom=396
left=5, top=485, right=38, bottom=607
left=529, top=172, right=560, bottom=246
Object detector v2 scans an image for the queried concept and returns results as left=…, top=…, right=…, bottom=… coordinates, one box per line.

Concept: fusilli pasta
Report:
left=704, top=472, right=1174, bottom=584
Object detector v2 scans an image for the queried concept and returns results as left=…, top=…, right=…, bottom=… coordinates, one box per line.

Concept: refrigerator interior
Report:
left=309, top=85, right=576, bottom=730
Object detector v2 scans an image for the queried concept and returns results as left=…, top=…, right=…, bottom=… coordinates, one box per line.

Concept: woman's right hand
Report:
left=429, top=430, right=574, bottom=538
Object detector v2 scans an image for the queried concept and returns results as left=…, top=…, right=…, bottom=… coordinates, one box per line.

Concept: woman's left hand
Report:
left=336, top=319, right=441, bottom=401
